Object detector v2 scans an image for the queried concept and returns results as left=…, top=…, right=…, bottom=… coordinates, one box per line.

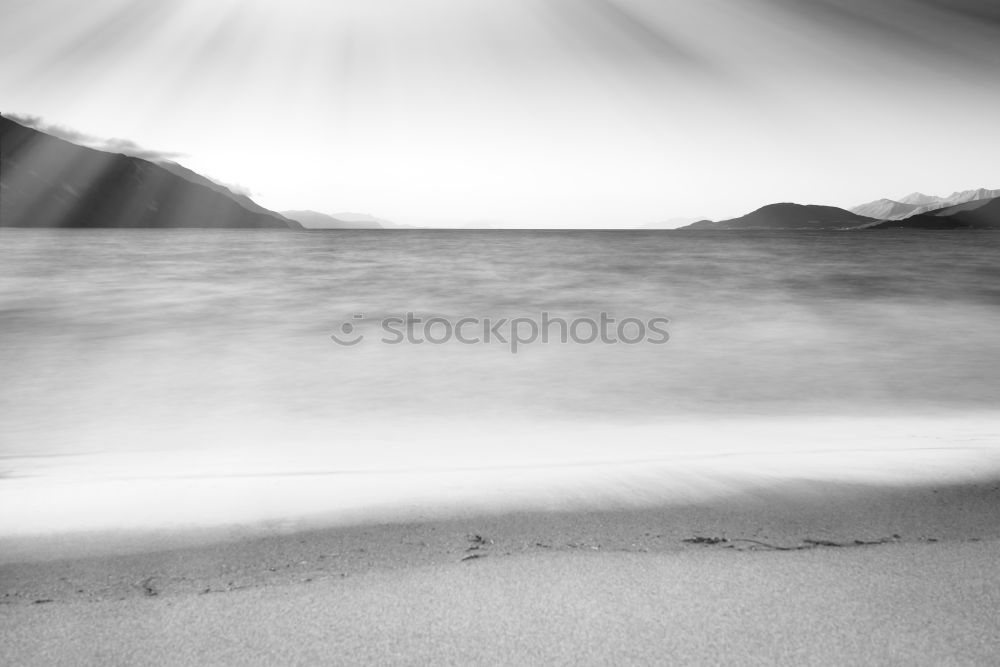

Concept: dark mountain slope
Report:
left=0, top=115, right=300, bottom=229
left=157, top=160, right=297, bottom=224
left=868, top=198, right=1000, bottom=230
left=679, top=203, right=876, bottom=230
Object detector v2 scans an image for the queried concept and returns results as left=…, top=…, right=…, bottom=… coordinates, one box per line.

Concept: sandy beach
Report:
left=3, top=479, right=999, bottom=665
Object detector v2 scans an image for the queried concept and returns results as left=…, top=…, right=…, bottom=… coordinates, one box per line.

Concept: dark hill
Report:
left=0, top=115, right=300, bottom=229
left=678, top=203, right=876, bottom=230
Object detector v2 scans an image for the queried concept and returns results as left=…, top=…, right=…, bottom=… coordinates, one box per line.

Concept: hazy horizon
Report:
left=2, top=0, right=999, bottom=228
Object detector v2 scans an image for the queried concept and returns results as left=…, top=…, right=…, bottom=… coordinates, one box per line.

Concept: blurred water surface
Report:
left=2, top=229, right=1000, bottom=534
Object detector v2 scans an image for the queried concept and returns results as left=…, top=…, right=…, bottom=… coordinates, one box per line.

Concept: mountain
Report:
left=281, top=210, right=381, bottom=229
left=897, top=192, right=940, bottom=206
left=0, top=115, right=300, bottom=229
left=639, top=217, right=705, bottom=229
left=926, top=197, right=999, bottom=217
left=850, top=198, right=922, bottom=220
left=907, top=188, right=1000, bottom=216
left=868, top=197, right=1000, bottom=230
left=332, top=212, right=413, bottom=229
left=157, top=160, right=297, bottom=223
left=855, top=188, right=1000, bottom=220
left=677, top=203, right=876, bottom=230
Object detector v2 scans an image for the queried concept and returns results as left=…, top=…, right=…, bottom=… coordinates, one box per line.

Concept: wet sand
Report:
left=2, top=479, right=999, bottom=665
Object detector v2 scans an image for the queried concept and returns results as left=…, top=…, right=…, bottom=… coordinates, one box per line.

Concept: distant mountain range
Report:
left=849, top=199, right=923, bottom=220
left=0, top=115, right=300, bottom=229
left=896, top=192, right=940, bottom=206
left=281, top=210, right=379, bottom=229
left=679, top=190, right=1000, bottom=231
left=333, top=212, right=412, bottom=229
left=279, top=211, right=411, bottom=229
left=851, top=189, right=1000, bottom=220
left=867, top=196, right=1000, bottom=230
left=3, top=112, right=997, bottom=232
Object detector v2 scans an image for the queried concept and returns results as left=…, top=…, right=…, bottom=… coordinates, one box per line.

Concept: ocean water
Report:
left=2, top=229, right=1000, bottom=535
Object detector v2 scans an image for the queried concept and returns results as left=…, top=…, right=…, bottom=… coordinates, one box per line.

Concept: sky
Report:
left=1, top=0, right=999, bottom=228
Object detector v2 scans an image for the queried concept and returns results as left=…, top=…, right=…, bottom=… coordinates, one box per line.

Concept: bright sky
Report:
left=2, top=0, right=999, bottom=227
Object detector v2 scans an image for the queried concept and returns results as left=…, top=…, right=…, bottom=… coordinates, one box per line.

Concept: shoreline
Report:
left=3, top=477, right=998, bottom=603
left=3, top=478, right=999, bottom=664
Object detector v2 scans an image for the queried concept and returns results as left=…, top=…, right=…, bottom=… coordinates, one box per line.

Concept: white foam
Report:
left=3, top=415, right=999, bottom=536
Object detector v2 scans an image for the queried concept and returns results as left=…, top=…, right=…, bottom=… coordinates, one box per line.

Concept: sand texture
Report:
left=2, top=480, right=999, bottom=665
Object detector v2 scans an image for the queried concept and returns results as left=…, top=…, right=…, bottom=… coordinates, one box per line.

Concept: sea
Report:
left=2, top=229, right=1000, bottom=536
